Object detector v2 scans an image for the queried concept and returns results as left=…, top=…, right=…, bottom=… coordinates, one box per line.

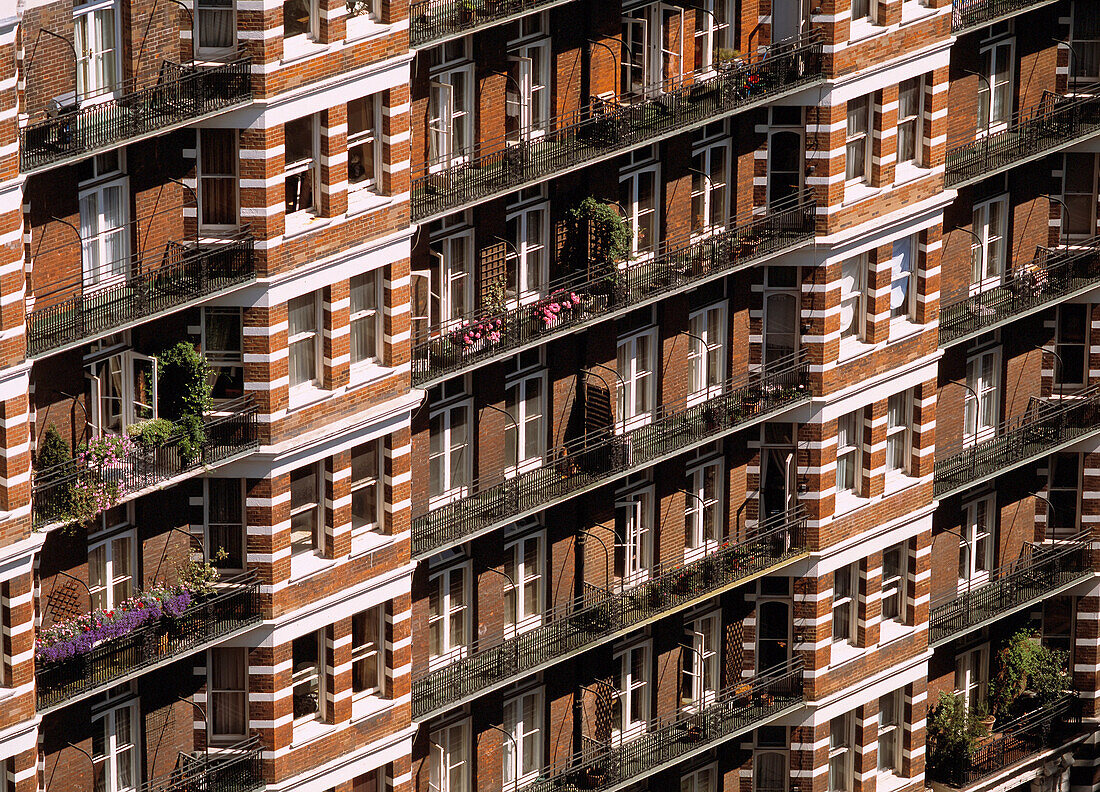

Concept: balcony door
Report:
left=80, top=177, right=130, bottom=291
left=772, top=0, right=808, bottom=43
left=87, top=348, right=157, bottom=437
left=978, top=38, right=1014, bottom=134
left=763, top=270, right=800, bottom=366
left=621, top=4, right=685, bottom=98
left=74, top=0, right=121, bottom=103
left=92, top=693, right=139, bottom=792
left=761, top=423, right=797, bottom=522
left=757, top=599, right=791, bottom=672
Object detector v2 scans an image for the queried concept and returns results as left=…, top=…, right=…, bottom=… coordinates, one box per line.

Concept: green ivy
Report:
left=565, top=198, right=632, bottom=273
left=157, top=342, right=213, bottom=422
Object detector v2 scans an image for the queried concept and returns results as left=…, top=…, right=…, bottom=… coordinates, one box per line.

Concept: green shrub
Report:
left=37, top=426, right=71, bottom=471
left=927, top=692, right=981, bottom=782
left=126, top=418, right=178, bottom=448
left=991, top=630, right=1070, bottom=717
left=158, top=342, right=212, bottom=422
left=564, top=198, right=632, bottom=273
left=176, top=413, right=206, bottom=465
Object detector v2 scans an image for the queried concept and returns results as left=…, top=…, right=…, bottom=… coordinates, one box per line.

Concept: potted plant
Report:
left=927, top=692, right=982, bottom=786
left=974, top=700, right=995, bottom=737
left=716, top=48, right=743, bottom=68
left=582, top=765, right=606, bottom=789
left=990, top=631, right=1070, bottom=720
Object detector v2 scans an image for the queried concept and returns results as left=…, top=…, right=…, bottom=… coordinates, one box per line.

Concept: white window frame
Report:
left=617, top=328, right=658, bottom=431
left=616, top=486, right=654, bottom=588
left=839, top=254, right=868, bottom=344
left=503, top=687, right=544, bottom=790
left=691, top=139, right=730, bottom=237
left=348, top=94, right=383, bottom=193
left=622, top=5, right=685, bottom=96
left=692, top=0, right=731, bottom=71
left=889, top=236, right=917, bottom=324
left=284, top=114, right=319, bottom=215
left=1072, top=1, right=1100, bottom=85
left=88, top=528, right=136, bottom=612
left=619, top=164, right=661, bottom=260
left=845, top=95, right=871, bottom=185
left=1048, top=452, right=1083, bottom=538
left=681, top=763, right=718, bottom=792
left=613, top=642, right=651, bottom=741
left=978, top=38, right=1014, bottom=135
left=350, top=270, right=383, bottom=369
left=506, top=40, right=551, bottom=143
left=79, top=172, right=130, bottom=291
left=1062, top=153, right=1098, bottom=239
left=202, top=306, right=244, bottom=402
left=352, top=605, right=385, bottom=698
left=506, top=196, right=550, bottom=305
left=688, top=303, right=727, bottom=402
left=504, top=532, right=545, bottom=638
left=832, top=562, right=856, bottom=646
left=828, top=712, right=854, bottom=792
left=283, top=0, right=319, bottom=40
left=205, top=478, right=246, bottom=571
left=1054, top=304, right=1088, bottom=389
left=194, top=0, right=238, bottom=59
left=955, top=644, right=989, bottom=710
left=971, top=194, right=1008, bottom=292
left=767, top=127, right=805, bottom=209
left=428, top=563, right=470, bottom=670
left=86, top=349, right=157, bottom=437
left=877, top=689, right=903, bottom=775
left=881, top=543, right=907, bottom=625
left=429, top=399, right=472, bottom=507
left=208, top=646, right=248, bottom=741
left=429, top=64, right=475, bottom=171
left=961, top=494, right=995, bottom=587
left=753, top=751, right=788, bottom=792
left=430, top=720, right=470, bottom=792
left=886, top=391, right=913, bottom=477
left=684, top=459, right=722, bottom=562
left=682, top=611, right=719, bottom=710
left=91, top=694, right=140, bottom=792
left=896, top=76, right=924, bottom=169
left=836, top=410, right=862, bottom=497
left=351, top=440, right=383, bottom=536
left=198, top=128, right=240, bottom=232
left=74, top=0, right=122, bottom=103
left=964, top=347, right=1000, bottom=445
left=289, top=462, right=323, bottom=556
left=430, top=229, right=474, bottom=329
left=288, top=292, right=322, bottom=391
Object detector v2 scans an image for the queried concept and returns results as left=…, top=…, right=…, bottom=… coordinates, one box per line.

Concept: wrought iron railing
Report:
left=526, top=659, right=803, bottom=792
left=933, top=387, right=1100, bottom=498
left=21, top=58, right=253, bottom=172
left=28, top=230, right=256, bottom=358
left=137, top=737, right=264, bottom=792
left=952, top=0, right=1059, bottom=32
left=939, top=237, right=1100, bottom=347
left=945, top=92, right=1100, bottom=188
left=413, top=352, right=810, bottom=558
left=36, top=573, right=260, bottom=711
left=930, top=695, right=1081, bottom=788
left=410, top=0, right=576, bottom=46
left=32, top=396, right=259, bottom=529
left=414, top=509, right=806, bottom=719
left=929, top=535, right=1091, bottom=645
left=414, top=193, right=816, bottom=386
left=412, top=31, right=824, bottom=220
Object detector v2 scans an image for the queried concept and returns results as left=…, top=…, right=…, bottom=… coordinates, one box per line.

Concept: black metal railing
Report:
left=526, top=659, right=803, bottom=792
left=138, top=737, right=264, bottom=792
left=414, top=193, right=816, bottom=386
left=929, top=535, right=1091, bottom=645
left=945, top=92, right=1100, bottom=188
left=414, top=509, right=806, bottom=719
left=952, top=0, right=1059, bottom=32
left=32, top=396, right=259, bottom=529
left=412, top=31, right=824, bottom=220
left=36, top=573, right=261, bottom=710
left=21, top=58, right=253, bottom=172
left=413, top=352, right=810, bottom=558
left=933, top=386, right=1100, bottom=498
left=410, top=0, right=575, bottom=46
left=931, top=695, right=1081, bottom=788
left=939, top=237, right=1100, bottom=347
left=28, top=231, right=256, bottom=358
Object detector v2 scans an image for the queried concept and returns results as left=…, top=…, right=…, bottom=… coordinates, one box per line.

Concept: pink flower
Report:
left=561, top=300, right=571, bottom=309
left=570, top=292, right=580, bottom=303
left=550, top=303, right=560, bottom=313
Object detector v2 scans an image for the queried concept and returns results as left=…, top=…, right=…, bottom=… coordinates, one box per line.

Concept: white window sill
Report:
left=283, top=34, right=330, bottom=64
left=351, top=693, right=393, bottom=724
left=843, top=181, right=882, bottom=207
left=888, top=317, right=924, bottom=343
left=893, top=162, right=932, bottom=187
left=834, top=490, right=871, bottom=518
left=883, top=471, right=919, bottom=496
left=288, top=382, right=330, bottom=412
left=830, top=640, right=862, bottom=667
left=284, top=209, right=332, bottom=240
left=291, top=718, right=337, bottom=748
left=350, top=528, right=393, bottom=559
left=848, top=18, right=885, bottom=43
left=345, top=14, right=391, bottom=42
left=290, top=550, right=337, bottom=583
left=348, top=361, right=392, bottom=389
left=878, top=618, right=913, bottom=647
left=346, top=187, right=393, bottom=218
left=900, top=0, right=937, bottom=25
left=839, top=335, right=875, bottom=363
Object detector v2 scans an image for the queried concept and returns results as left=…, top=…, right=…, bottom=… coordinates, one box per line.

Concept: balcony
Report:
left=21, top=58, right=253, bottom=173
left=527, top=659, right=803, bottom=792
left=933, top=387, right=1100, bottom=499
left=36, top=573, right=260, bottom=712
left=32, top=396, right=260, bottom=530
left=413, top=509, right=806, bottom=720
left=28, top=231, right=256, bottom=359
left=137, top=738, right=263, bottom=792
left=412, top=31, right=824, bottom=221
left=939, top=236, right=1100, bottom=348
left=945, top=92, right=1100, bottom=189
left=952, top=0, right=1060, bottom=33
left=414, top=194, right=816, bottom=388
left=413, top=353, right=810, bottom=559
left=929, top=695, right=1082, bottom=790
left=929, top=535, right=1091, bottom=646
left=410, top=0, right=579, bottom=47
